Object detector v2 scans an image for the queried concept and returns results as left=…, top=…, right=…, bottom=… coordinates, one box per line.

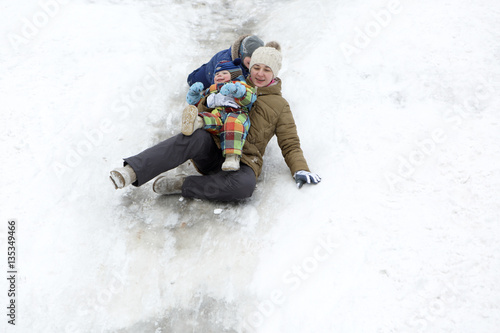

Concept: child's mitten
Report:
left=186, top=82, right=204, bottom=105
left=220, top=82, right=246, bottom=99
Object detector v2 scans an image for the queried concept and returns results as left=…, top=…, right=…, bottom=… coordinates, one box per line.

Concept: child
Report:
left=181, top=58, right=256, bottom=171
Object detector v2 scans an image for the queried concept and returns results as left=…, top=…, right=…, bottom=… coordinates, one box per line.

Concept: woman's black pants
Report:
left=124, top=129, right=256, bottom=201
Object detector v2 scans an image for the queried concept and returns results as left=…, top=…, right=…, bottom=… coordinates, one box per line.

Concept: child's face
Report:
left=214, top=70, right=231, bottom=84
left=250, top=64, right=274, bottom=87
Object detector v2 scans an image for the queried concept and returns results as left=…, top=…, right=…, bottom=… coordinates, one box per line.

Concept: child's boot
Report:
left=181, top=105, right=204, bottom=136
left=222, top=154, right=241, bottom=171
left=110, top=165, right=137, bottom=189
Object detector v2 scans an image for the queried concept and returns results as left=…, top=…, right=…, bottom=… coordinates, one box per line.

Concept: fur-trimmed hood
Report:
left=231, top=34, right=251, bottom=61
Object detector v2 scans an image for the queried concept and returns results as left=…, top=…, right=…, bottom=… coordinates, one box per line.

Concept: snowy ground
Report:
left=1, top=0, right=500, bottom=332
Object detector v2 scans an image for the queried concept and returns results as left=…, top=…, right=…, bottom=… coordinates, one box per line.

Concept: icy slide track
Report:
left=1, top=0, right=500, bottom=332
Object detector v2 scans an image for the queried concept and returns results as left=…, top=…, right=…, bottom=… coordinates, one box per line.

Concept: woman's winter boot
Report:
left=110, top=165, right=137, bottom=189
left=152, top=174, right=185, bottom=195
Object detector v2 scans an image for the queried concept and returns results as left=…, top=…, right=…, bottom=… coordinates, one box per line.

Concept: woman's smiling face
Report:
left=250, top=64, right=274, bottom=87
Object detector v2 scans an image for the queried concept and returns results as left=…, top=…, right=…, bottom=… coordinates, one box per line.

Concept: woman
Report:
left=110, top=44, right=321, bottom=201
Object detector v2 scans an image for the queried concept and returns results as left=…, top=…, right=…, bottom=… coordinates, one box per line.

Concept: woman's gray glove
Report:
left=294, top=170, right=321, bottom=189
left=207, top=93, right=239, bottom=108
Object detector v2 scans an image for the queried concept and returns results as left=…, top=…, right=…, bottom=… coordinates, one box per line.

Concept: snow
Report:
left=1, top=0, right=500, bottom=332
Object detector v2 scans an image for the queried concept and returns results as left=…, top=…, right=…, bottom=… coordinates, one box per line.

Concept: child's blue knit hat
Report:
left=214, top=58, right=243, bottom=80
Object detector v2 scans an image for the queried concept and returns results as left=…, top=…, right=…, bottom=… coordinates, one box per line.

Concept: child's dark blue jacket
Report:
left=187, top=35, right=250, bottom=90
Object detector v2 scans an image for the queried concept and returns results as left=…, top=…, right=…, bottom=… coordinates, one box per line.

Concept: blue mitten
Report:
left=294, top=170, right=321, bottom=189
left=220, top=82, right=246, bottom=98
left=186, top=82, right=204, bottom=105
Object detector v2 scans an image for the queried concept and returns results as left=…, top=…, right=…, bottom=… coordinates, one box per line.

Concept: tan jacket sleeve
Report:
left=275, top=102, right=310, bottom=176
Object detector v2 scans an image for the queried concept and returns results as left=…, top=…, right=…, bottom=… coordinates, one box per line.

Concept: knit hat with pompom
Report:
left=249, top=46, right=282, bottom=77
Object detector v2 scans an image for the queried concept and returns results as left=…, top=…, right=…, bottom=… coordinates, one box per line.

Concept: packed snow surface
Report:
left=1, top=0, right=500, bottom=332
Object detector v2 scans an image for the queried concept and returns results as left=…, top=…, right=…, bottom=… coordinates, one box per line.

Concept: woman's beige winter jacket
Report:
left=198, top=78, right=310, bottom=179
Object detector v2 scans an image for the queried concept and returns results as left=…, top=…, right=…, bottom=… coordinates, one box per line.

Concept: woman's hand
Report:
left=294, top=170, right=321, bottom=189
left=206, top=93, right=239, bottom=108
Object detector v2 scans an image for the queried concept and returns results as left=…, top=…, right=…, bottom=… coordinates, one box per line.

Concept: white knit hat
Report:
left=249, top=46, right=282, bottom=77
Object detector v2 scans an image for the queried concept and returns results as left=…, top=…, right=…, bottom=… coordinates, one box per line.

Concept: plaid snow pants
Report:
left=199, top=108, right=250, bottom=156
